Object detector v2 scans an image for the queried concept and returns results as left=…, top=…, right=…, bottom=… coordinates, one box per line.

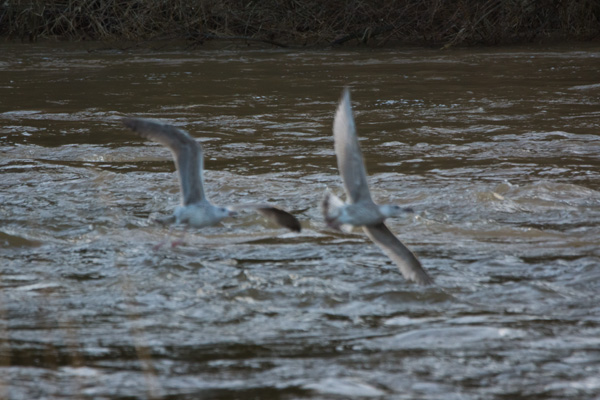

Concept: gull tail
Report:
left=321, top=189, right=345, bottom=230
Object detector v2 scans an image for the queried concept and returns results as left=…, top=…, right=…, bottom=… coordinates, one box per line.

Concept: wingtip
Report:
left=413, top=271, right=435, bottom=286
left=339, top=87, right=351, bottom=107
left=404, top=261, right=434, bottom=285
left=335, top=87, right=355, bottom=126
left=400, top=256, right=434, bottom=286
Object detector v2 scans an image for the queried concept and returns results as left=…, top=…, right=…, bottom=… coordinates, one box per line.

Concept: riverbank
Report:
left=1, top=0, right=599, bottom=48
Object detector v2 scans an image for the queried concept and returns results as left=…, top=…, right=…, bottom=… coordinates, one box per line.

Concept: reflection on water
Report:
left=1, top=43, right=599, bottom=399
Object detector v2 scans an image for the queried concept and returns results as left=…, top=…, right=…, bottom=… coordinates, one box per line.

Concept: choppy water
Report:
left=1, top=42, right=599, bottom=399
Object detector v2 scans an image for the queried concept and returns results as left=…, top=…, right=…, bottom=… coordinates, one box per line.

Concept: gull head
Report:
left=379, top=204, right=414, bottom=218
left=219, top=207, right=238, bottom=219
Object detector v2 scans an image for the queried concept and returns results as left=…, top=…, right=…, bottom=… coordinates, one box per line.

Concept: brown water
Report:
left=1, top=42, right=599, bottom=399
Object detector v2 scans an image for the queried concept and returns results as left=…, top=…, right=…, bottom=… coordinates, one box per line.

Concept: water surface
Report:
left=1, top=43, right=599, bottom=399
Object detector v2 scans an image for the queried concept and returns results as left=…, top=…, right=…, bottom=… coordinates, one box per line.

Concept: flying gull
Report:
left=322, top=89, right=432, bottom=285
left=122, top=117, right=301, bottom=233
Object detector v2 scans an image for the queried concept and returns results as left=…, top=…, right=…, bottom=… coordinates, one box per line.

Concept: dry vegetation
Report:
left=1, top=0, right=599, bottom=47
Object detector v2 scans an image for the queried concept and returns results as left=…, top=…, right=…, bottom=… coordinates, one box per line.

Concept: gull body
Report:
left=122, top=117, right=301, bottom=232
left=173, top=202, right=232, bottom=228
left=324, top=198, right=410, bottom=229
left=322, top=89, right=433, bottom=285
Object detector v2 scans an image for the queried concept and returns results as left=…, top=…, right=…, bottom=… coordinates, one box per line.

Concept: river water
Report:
left=1, top=42, right=599, bottom=399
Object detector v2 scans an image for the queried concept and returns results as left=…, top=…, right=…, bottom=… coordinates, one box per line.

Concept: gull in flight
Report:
left=322, top=89, right=433, bottom=285
left=122, top=117, right=301, bottom=234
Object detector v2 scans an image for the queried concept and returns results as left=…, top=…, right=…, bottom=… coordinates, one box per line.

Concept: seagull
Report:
left=122, top=117, right=301, bottom=234
left=322, top=89, right=433, bottom=285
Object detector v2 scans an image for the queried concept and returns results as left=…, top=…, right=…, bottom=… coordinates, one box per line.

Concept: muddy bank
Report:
left=1, top=0, right=599, bottom=47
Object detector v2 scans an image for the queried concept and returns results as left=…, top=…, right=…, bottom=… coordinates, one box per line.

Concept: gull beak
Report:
left=228, top=209, right=239, bottom=218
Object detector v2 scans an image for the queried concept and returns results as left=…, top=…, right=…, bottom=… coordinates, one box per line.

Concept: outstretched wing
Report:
left=122, top=117, right=206, bottom=205
left=363, top=223, right=433, bottom=285
left=333, top=88, right=372, bottom=204
left=229, top=204, right=301, bottom=232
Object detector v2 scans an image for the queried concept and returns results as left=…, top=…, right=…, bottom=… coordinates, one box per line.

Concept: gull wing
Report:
left=363, top=223, right=433, bottom=285
left=122, top=117, right=206, bottom=205
left=229, top=204, right=301, bottom=232
left=333, top=88, right=373, bottom=204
